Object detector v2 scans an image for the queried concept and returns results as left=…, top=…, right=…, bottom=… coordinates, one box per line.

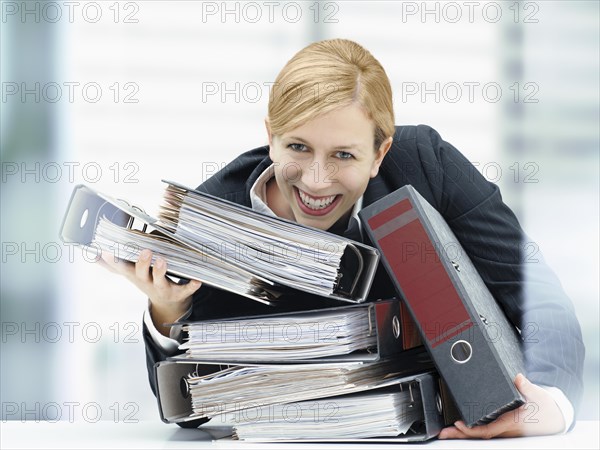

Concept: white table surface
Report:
left=1, top=419, right=598, bottom=449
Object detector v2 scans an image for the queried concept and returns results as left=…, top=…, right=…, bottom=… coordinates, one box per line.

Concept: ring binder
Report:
left=154, top=359, right=444, bottom=442
left=59, top=183, right=380, bottom=305
left=174, top=299, right=420, bottom=363
left=359, top=185, right=526, bottom=426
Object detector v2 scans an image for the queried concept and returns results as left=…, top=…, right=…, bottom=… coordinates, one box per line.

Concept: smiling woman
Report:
left=266, top=39, right=395, bottom=149
left=266, top=103, right=391, bottom=230
left=100, top=38, right=585, bottom=440
left=265, top=40, right=395, bottom=230
left=263, top=39, right=395, bottom=231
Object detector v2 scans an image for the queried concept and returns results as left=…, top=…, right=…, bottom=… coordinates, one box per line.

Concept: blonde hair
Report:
left=267, top=39, right=395, bottom=149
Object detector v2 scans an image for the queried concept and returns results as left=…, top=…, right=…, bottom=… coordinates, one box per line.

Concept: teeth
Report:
left=298, top=189, right=337, bottom=210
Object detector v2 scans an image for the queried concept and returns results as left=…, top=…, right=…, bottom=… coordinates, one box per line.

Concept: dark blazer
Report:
left=143, top=125, right=584, bottom=423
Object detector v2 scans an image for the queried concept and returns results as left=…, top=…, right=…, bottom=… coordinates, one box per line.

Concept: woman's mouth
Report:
left=295, top=187, right=341, bottom=216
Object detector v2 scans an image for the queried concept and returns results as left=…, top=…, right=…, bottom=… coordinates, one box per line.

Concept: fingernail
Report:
left=140, top=250, right=151, bottom=260
left=155, top=258, right=164, bottom=268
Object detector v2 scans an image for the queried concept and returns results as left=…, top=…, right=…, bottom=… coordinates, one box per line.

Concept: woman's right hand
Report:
left=99, top=249, right=202, bottom=336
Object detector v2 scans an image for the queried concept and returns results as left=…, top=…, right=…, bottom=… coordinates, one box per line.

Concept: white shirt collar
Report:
left=249, top=164, right=363, bottom=231
left=249, top=164, right=277, bottom=216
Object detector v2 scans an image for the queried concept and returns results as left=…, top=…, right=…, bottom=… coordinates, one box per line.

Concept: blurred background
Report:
left=1, top=0, right=598, bottom=427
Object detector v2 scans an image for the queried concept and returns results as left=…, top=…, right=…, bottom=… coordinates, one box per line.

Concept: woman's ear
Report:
left=264, top=118, right=273, bottom=147
left=370, top=136, right=393, bottom=178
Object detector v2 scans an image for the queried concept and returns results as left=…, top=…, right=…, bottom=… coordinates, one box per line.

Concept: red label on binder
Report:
left=369, top=203, right=473, bottom=348
left=367, top=199, right=413, bottom=230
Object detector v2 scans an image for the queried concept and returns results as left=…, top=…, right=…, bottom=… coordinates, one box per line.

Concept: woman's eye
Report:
left=288, top=143, right=307, bottom=152
left=336, top=151, right=354, bottom=160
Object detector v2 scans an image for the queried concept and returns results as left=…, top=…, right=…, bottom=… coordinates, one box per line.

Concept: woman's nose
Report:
left=300, top=158, right=338, bottom=192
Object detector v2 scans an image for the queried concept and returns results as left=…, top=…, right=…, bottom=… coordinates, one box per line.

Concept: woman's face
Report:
left=267, top=103, right=392, bottom=231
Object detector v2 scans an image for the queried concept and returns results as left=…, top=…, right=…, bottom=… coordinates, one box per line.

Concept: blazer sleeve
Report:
left=413, top=125, right=585, bottom=416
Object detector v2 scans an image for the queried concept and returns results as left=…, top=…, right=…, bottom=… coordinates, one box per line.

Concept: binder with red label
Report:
left=358, top=185, right=525, bottom=426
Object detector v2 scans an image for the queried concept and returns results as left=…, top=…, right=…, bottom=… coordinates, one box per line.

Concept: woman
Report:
left=102, top=39, right=584, bottom=439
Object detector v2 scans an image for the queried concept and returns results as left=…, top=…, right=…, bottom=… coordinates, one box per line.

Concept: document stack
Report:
left=60, top=182, right=379, bottom=305
left=155, top=299, right=444, bottom=442
left=60, top=181, right=527, bottom=439
left=60, top=182, right=442, bottom=441
left=178, top=299, right=417, bottom=362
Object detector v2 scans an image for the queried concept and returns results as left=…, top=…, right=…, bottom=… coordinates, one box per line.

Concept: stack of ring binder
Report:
left=59, top=182, right=526, bottom=440
left=154, top=345, right=444, bottom=442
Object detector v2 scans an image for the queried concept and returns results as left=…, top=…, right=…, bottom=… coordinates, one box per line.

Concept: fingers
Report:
left=182, top=279, right=203, bottom=297
left=101, top=247, right=201, bottom=305
left=97, top=256, right=118, bottom=274
left=438, top=425, right=469, bottom=439
left=439, top=420, right=515, bottom=440
left=453, top=417, right=526, bottom=439
left=514, top=373, right=538, bottom=400
left=453, top=420, right=500, bottom=439
left=438, top=420, right=505, bottom=440
left=135, top=249, right=153, bottom=284
left=99, top=251, right=135, bottom=277
left=438, top=376, right=565, bottom=440
left=151, top=256, right=170, bottom=291
left=135, top=251, right=173, bottom=299
left=135, top=251, right=200, bottom=303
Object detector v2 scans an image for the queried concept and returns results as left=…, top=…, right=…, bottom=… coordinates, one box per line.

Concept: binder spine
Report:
left=359, top=186, right=525, bottom=427
left=60, top=185, right=133, bottom=246
left=415, top=373, right=444, bottom=439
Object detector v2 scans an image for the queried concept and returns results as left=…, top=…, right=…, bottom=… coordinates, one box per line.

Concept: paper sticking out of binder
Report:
left=230, top=373, right=444, bottom=442
left=359, top=185, right=525, bottom=427
left=154, top=359, right=443, bottom=442
left=175, top=298, right=423, bottom=363
left=59, top=182, right=380, bottom=305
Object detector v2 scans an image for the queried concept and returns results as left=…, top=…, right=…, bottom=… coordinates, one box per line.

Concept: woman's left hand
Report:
left=438, top=373, right=566, bottom=439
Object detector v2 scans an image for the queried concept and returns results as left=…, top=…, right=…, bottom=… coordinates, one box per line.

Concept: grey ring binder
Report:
left=59, top=182, right=381, bottom=304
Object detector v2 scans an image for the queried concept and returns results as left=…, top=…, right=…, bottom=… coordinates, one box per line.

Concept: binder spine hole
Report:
left=180, top=376, right=191, bottom=399
left=80, top=209, right=89, bottom=228
left=392, top=315, right=400, bottom=339
left=450, top=340, right=472, bottom=363
left=436, top=393, right=443, bottom=414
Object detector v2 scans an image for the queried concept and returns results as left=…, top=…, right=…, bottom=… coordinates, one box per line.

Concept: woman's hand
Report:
left=438, top=373, right=565, bottom=439
left=99, top=249, right=202, bottom=336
